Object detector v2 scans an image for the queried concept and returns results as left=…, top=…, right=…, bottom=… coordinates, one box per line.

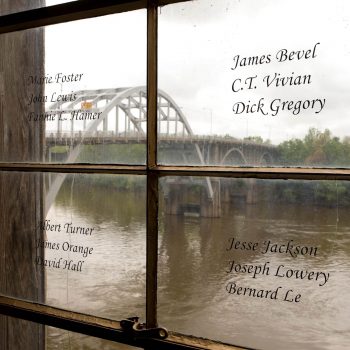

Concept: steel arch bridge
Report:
left=48, top=86, right=195, bottom=139
left=44, top=86, right=277, bottom=217
left=45, top=86, right=213, bottom=212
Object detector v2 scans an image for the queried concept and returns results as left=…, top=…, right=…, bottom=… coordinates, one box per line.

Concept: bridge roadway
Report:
left=45, top=132, right=277, bottom=166
left=45, top=131, right=277, bottom=218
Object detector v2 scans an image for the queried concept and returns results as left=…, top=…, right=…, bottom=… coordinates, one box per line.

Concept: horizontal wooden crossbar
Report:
left=0, top=296, right=249, bottom=350
left=0, top=0, right=191, bottom=34
left=0, top=163, right=350, bottom=181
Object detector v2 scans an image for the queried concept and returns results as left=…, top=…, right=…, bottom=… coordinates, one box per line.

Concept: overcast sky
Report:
left=45, top=0, right=350, bottom=144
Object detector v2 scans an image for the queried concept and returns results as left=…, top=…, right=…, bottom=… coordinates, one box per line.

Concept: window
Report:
left=0, top=1, right=349, bottom=350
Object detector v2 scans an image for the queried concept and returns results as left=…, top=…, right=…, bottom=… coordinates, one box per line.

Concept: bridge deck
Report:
left=45, top=132, right=276, bottom=150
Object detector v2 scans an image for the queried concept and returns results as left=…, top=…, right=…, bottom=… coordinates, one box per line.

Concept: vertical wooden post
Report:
left=0, top=1, right=45, bottom=349
left=146, top=0, right=158, bottom=329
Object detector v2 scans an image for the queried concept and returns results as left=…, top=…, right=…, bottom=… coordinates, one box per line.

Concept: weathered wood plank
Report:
left=0, top=1, right=45, bottom=349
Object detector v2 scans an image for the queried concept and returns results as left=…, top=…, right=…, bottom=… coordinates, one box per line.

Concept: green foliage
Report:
left=278, top=128, right=350, bottom=167
left=77, top=144, right=146, bottom=164
left=244, top=136, right=271, bottom=145
left=61, top=128, right=350, bottom=207
left=50, top=145, right=70, bottom=154
left=271, top=180, right=350, bottom=207
left=83, top=174, right=144, bottom=191
left=277, top=138, right=308, bottom=165
left=72, top=144, right=146, bottom=191
left=314, top=182, right=350, bottom=206
left=244, top=136, right=264, bottom=144
left=274, top=128, right=350, bottom=206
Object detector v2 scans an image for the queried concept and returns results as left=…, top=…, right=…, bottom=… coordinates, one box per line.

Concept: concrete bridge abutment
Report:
left=164, top=180, right=221, bottom=218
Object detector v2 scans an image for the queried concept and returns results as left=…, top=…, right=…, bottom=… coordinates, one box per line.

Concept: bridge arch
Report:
left=47, top=86, right=196, bottom=139
left=45, top=87, right=213, bottom=212
left=221, top=147, right=247, bottom=166
left=258, top=152, right=273, bottom=165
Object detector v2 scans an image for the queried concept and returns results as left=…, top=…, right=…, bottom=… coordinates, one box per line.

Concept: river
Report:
left=44, top=176, right=350, bottom=350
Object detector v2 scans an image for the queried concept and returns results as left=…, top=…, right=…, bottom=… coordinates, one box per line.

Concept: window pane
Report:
left=0, top=1, right=79, bottom=16
left=158, top=0, right=350, bottom=168
left=158, top=177, right=350, bottom=350
left=0, top=11, right=146, bottom=164
left=0, top=171, right=146, bottom=321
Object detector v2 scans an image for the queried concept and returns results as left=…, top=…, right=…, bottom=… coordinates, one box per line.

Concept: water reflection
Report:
left=158, top=198, right=350, bottom=350
left=46, top=177, right=350, bottom=350
left=45, top=175, right=146, bottom=323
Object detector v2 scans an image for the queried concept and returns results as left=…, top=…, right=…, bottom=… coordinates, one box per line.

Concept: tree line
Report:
left=275, top=128, right=350, bottom=206
left=74, top=128, right=350, bottom=206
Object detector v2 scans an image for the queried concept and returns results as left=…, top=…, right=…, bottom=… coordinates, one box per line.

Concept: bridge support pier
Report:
left=164, top=185, right=184, bottom=215
left=164, top=180, right=221, bottom=218
left=221, top=184, right=231, bottom=203
left=200, top=180, right=221, bottom=217
left=246, top=179, right=258, bottom=204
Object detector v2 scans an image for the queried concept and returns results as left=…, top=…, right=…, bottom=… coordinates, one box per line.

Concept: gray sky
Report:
left=45, top=0, right=350, bottom=144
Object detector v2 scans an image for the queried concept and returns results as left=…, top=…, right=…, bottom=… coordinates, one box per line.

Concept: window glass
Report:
left=0, top=171, right=146, bottom=320
left=158, top=0, right=350, bottom=167
left=158, top=177, right=350, bottom=350
left=0, top=11, right=146, bottom=164
left=47, top=326, right=142, bottom=350
left=0, top=1, right=77, bottom=16
left=2, top=1, right=350, bottom=349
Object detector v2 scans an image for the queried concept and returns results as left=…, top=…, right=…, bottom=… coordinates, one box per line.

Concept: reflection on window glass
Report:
left=158, top=177, right=350, bottom=350
left=0, top=171, right=146, bottom=321
left=0, top=10, right=146, bottom=164
left=158, top=0, right=350, bottom=167
left=45, top=11, right=147, bottom=165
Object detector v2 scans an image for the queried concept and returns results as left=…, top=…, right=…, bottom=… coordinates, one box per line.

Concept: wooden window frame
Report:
left=0, top=1, right=350, bottom=349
